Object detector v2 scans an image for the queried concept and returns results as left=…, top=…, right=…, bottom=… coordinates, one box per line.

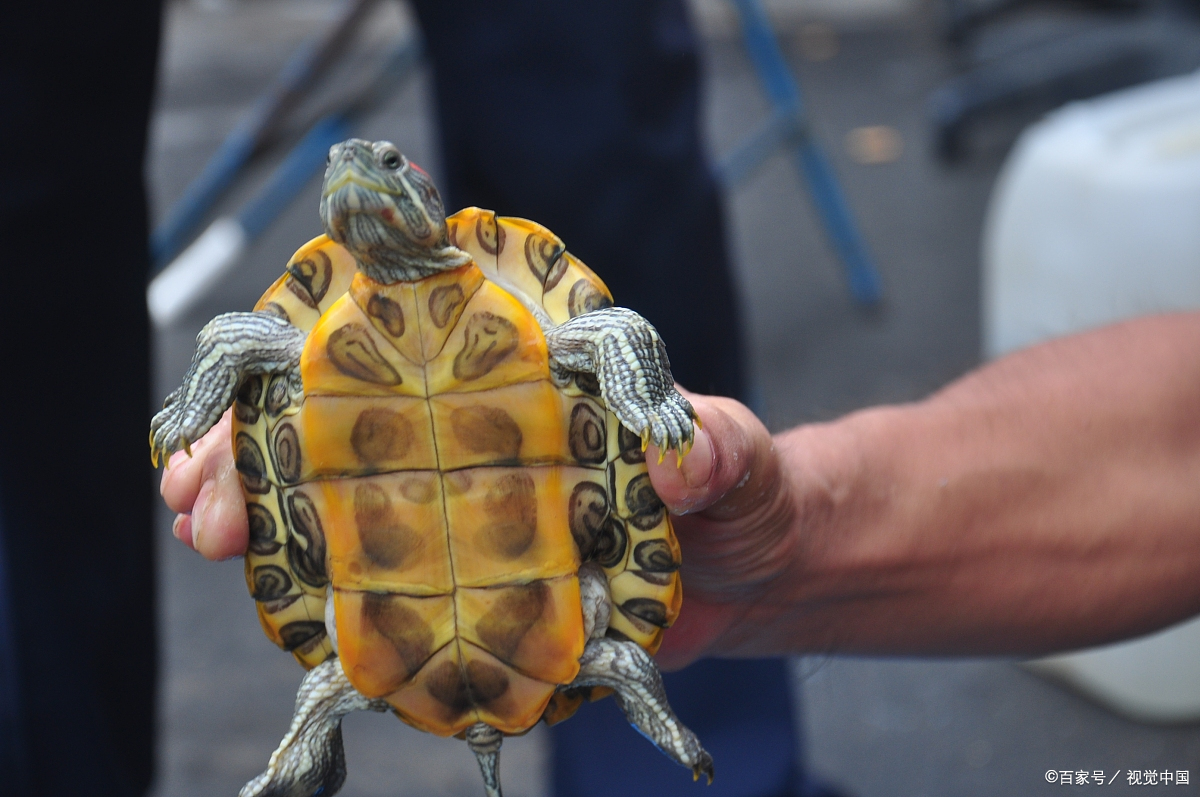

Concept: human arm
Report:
left=651, top=311, right=1200, bottom=666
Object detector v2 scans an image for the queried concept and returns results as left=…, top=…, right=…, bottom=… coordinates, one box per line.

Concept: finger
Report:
left=172, top=512, right=194, bottom=549
left=191, top=431, right=249, bottom=561
left=160, top=410, right=233, bottom=513
left=647, top=394, right=779, bottom=520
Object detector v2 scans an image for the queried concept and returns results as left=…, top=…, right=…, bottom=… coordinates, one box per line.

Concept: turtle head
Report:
left=319, top=138, right=470, bottom=283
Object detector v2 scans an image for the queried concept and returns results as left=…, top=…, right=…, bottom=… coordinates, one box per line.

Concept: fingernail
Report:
left=172, top=513, right=194, bottom=549
left=679, top=427, right=713, bottom=489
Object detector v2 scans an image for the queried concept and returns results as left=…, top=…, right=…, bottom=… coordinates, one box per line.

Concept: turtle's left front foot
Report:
left=240, top=657, right=389, bottom=797
left=544, top=307, right=697, bottom=458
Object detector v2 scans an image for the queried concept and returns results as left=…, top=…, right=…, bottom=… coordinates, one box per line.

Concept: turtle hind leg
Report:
left=569, top=637, right=714, bottom=784
left=240, top=656, right=388, bottom=797
left=465, top=723, right=504, bottom=797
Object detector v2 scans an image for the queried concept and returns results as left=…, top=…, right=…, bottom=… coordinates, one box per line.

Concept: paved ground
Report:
left=147, top=1, right=1200, bottom=796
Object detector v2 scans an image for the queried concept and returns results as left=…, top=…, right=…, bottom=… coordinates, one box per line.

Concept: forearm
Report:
left=779, top=312, right=1200, bottom=655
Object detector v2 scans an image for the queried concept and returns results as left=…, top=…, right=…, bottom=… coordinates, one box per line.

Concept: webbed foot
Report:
left=149, top=311, right=306, bottom=466
left=567, top=637, right=714, bottom=784
left=240, top=657, right=388, bottom=797
left=543, top=307, right=697, bottom=458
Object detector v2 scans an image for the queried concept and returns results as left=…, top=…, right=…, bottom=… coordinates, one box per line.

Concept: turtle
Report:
left=150, top=138, right=713, bottom=797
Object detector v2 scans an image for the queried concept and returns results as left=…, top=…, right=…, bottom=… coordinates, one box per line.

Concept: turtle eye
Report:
left=326, top=149, right=334, bottom=166
left=381, top=150, right=401, bottom=170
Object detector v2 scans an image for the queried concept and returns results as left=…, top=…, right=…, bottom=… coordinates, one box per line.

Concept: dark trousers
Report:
left=0, top=2, right=161, bottom=796
left=413, top=2, right=802, bottom=794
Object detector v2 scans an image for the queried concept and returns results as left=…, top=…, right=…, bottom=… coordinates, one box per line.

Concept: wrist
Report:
left=764, top=403, right=931, bottom=651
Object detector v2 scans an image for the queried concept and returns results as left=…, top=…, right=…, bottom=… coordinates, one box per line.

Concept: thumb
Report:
left=647, top=394, right=781, bottom=522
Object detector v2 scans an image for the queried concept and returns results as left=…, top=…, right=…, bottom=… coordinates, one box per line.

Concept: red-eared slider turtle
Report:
left=150, top=138, right=712, bottom=797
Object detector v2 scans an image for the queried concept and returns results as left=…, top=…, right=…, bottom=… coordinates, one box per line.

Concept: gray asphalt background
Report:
left=147, top=1, right=1200, bottom=795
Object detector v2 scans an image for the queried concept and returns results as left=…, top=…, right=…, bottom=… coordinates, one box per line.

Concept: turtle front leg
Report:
left=150, top=311, right=306, bottom=465
left=568, top=637, right=715, bottom=784
left=240, top=656, right=389, bottom=797
left=544, top=307, right=697, bottom=458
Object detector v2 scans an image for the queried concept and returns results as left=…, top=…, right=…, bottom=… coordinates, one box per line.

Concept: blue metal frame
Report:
left=719, top=0, right=883, bottom=306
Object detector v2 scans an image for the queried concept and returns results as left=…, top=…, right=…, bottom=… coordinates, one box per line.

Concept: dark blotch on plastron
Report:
left=467, top=660, right=511, bottom=706
left=453, top=312, right=519, bottom=382
left=574, top=372, right=601, bottom=396
left=286, top=491, right=329, bottom=587
left=475, top=215, right=504, bottom=255
left=273, top=422, right=302, bottom=483
left=618, top=424, right=644, bottom=464
left=429, top=284, right=465, bottom=329
left=593, top=517, right=628, bottom=569
left=353, top=483, right=417, bottom=569
left=287, top=249, right=333, bottom=308
left=366, top=293, right=405, bottom=338
left=279, top=620, right=327, bottom=652
left=261, top=302, right=290, bottom=322
left=621, top=598, right=669, bottom=628
left=426, top=660, right=471, bottom=715
left=247, top=503, right=281, bottom=555
left=568, top=403, right=606, bottom=464
left=524, top=233, right=564, bottom=285
left=234, top=376, right=263, bottom=424
left=625, top=473, right=665, bottom=530
left=251, top=565, right=293, bottom=601
left=327, top=323, right=402, bottom=385
left=361, top=593, right=434, bottom=677
left=447, top=220, right=461, bottom=248
left=265, top=374, right=291, bottom=417
left=235, top=432, right=270, bottom=494
left=476, top=582, right=549, bottom=661
left=399, top=476, right=436, bottom=504
left=450, top=405, right=522, bottom=460
left=351, top=408, right=414, bottom=465
left=482, top=473, right=538, bottom=558
left=567, top=279, right=612, bottom=318
left=633, top=539, right=679, bottom=572
left=568, top=482, right=609, bottom=558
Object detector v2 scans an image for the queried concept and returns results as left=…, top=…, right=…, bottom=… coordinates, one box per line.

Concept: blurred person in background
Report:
left=0, top=2, right=162, bottom=796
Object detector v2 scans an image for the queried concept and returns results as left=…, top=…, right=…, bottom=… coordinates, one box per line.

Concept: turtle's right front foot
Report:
left=149, top=311, right=307, bottom=466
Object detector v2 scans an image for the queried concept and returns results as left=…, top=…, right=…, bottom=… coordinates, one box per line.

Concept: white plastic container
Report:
left=982, top=69, right=1200, bottom=723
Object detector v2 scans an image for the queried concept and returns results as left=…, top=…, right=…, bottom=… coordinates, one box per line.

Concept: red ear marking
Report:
left=408, top=160, right=429, bottom=177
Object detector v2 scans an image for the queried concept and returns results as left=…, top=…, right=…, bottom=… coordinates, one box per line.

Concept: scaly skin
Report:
left=149, top=312, right=305, bottom=467
left=544, top=307, right=697, bottom=457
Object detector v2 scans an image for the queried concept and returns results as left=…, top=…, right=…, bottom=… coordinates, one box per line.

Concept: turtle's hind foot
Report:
left=240, top=657, right=388, bottom=797
left=465, top=723, right=504, bottom=797
left=567, top=637, right=714, bottom=784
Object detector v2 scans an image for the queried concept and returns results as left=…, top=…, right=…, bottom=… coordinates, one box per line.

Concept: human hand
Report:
left=159, top=409, right=249, bottom=560
left=646, top=392, right=810, bottom=670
